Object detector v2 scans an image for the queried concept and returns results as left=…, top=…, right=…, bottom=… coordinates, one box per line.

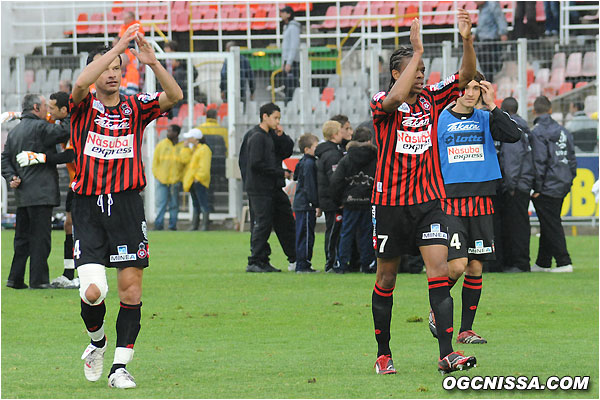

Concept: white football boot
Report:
left=81, top=343, right=106, bottom=381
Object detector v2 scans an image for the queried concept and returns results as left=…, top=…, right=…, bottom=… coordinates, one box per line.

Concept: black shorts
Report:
left=71, top=191, right=149, bottom=269
left=373, top=200, right=449, bottom=258
left=65, top=190, right=74, bottom=213
left=447, top=214, right=495, bottom=261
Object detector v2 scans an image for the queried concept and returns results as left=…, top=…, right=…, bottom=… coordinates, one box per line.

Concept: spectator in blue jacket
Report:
left=499, top=97, right=535, bottom=273
left=529, top=96, right=577, bottom=273
left=330, top=127, right=378, bottom=274
left=293, top=133, right=321, bottom=273
left=220, top=41, right=255, bottom=106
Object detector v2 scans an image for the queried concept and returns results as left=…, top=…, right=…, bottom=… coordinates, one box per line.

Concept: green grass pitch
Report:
left=1, top=230, right=598, bottom=398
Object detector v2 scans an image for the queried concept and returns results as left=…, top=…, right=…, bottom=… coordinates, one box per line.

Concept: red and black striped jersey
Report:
left=69, top=92, right=163, bottom=195
left=370, top=73, right=460, bottom=206
left=441, top=195, right=494, bottom=216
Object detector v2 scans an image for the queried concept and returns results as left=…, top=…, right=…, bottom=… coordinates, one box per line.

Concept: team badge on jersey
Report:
left=419, top=97, right=431, bottom=110
left=121, top=103, right=132, bottom=115
left=92, top=99, right=105, bottom=114
left=398, top=102, right=410, bottom=113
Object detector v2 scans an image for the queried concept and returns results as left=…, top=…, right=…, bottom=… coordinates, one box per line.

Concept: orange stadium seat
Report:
left=319, top=6, right=338, bottom=29
left=251, top=7, right=267, bottom=30
left=194, top=103, right=206, bottom=118
left=75, top=12, right=88, bottom=35
left=382, top=2, right=404, bottom=27
left=236, top=7, right=250, bottom=31
left=173, top=10, right=189, bottom=32
left=264, top=6, right=278, bottom=30
left=339, top=5, right=355, bottom=28
left=88, top=13, right=104, bottom=35
left=427, top=71, right=441, bottom=85
left=402, top=4, right=418, bottom=27
left=526, top=69, right=534, bottom=86
left=558, top=82, right=573, bottom=95
left=178, top=103, right=189, bottom=120
left=421, top=2, right=435, bottom=25
left=575, top=81, right=588, bottom=89
left=433, top=2, right=454, bottom=25
left=217, top=103, right=228, bottom=119
left=199, top=8, right=217, bottom=31
left=321, top=87, right=335, bottom=106
left=499, top=0, right=513, bottom=23
left=172, top=1, right=188, bottom=11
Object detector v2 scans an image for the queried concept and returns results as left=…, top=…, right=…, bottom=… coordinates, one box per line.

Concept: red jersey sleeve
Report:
left=134, top=91, right=165, bottom=128
left=426, top=73, right=461, bottom=111
left=370, top=91, right=392, bottom=124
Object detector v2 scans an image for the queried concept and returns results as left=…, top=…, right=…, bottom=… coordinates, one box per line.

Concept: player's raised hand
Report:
left=130, top=32, right=158, bottom=66
left=457, top=8, right=472, bottom=40
left=115, top=23, right=140, bottom=52
left=479, top=80, right=496, bottom=110
left=409, top=18, right=423, bottom=54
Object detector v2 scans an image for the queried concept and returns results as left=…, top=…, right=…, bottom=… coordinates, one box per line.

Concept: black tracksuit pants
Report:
left=323, top=209, right=343, bottom=270
left=501, top=189, right=531, bottom=271
left=532, top=194, right=572, bottom=267
left=8, top=205, right=53, bottom=286
left=248, top=190, right=296, bottom=266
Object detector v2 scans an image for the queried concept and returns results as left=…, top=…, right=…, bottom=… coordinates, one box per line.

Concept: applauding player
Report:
left=70, top=24, right=182, bottom=389
left=370, top=10, right=477, bottom=375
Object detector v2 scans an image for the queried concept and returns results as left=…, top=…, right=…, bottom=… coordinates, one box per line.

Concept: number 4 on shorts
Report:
left=450, top=233, right=461, bottom=249
left=73, top=239, right=82, bottom=259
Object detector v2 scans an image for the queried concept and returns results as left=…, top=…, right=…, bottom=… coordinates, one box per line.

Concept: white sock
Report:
left=113, top=347, right=134, bottom=365
left=88, top=322, right=105, bottom=343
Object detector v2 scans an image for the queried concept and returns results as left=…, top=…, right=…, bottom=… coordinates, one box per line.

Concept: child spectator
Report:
left=315, top=120, right=344, bottom=273
left=330, top=127, right=378, bottom=274
left=293, top=133, right=321, bottom=273
left=182, top=128, right=213, bottom=231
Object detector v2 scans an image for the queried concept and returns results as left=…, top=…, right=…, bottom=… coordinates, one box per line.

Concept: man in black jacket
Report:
left=1, top=93, right=70, bottom=289
left=240, top=103, right=295, bottom=272
left=529, top=96, right=577, bottom=273
left=499, top=97, right=535, bottom=273
left=315, top=120, right=344, bottom=273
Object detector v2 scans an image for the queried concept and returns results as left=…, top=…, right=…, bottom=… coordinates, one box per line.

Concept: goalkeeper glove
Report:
left=0, top=111, right=22, bottom=124
left=16, top=151, right=46, bottom=167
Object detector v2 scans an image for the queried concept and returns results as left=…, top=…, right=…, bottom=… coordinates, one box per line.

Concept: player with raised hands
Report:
left=69, top=23, right=182, bottom=389
left=369, top=9, right=478, bottom=375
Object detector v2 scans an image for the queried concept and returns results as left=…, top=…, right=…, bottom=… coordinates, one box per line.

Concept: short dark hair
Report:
left=472, top=70, right=485, bottom=83
left=533, top=96, right=552, bottom=114
left=86, top=45, right=122, bottom=66
left=330, top=114, right=349, bottom=126
left=168, top=124, right=181, bottom=135
left=164, top=40, right=178, bottom=52
left=49, top=91, right=69, bottom=110
left=259, top=102, right=280, bottom=121
left=298, top=133, right=319, bottom=153
left=352, top=126, right=372, bottom=143
left=501, top=97, right=519, bottom=115
left=22, top=93, right=42, bottom=113
left=206, top=109, right=217, bottom=119
left=572, top=102, right=585, bottom=111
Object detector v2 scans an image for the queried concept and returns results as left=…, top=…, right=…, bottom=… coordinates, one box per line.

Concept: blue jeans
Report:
left=155, top=181, right=181, bottom=230
left=544, top=1, right=559, bottom=33
left=190, top=182, right=210, bottom=213
left=337, top=208, right=375, bottom=270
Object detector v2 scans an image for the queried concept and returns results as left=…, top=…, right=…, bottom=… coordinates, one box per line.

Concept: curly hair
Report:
left=387, top=46, right=414, bottom=91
